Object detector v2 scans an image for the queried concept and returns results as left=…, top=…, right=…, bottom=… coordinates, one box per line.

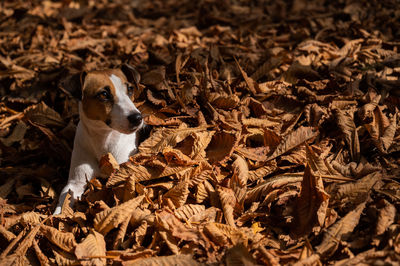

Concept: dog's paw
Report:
left=53, top=206, right=62, bottom=215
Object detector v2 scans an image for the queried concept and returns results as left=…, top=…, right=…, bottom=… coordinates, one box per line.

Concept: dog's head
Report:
left=77, top=64, right=143, bottom=134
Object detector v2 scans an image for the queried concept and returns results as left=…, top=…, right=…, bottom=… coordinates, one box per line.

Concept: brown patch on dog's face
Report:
left=81, top=69, right=128, bottom=124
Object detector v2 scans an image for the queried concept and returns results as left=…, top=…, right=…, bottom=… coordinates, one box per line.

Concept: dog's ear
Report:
left=121, top=63, right=140, bottom=87
left=60, top=71, right=87, bottom=100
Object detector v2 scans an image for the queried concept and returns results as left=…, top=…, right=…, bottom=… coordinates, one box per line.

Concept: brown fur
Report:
left=82, top=69, right=129, bottom=122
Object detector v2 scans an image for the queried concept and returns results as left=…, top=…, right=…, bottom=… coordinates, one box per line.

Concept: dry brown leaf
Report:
left=0, top=121, right=27, bottom=147
left=380, top=112, right=397, bottom=152
left=316, top=202, right=366, bottom=258
left=242, top=118, right=279, bottom=128
left=245, top=175, right=302, bottom=203
left=334, top=109, right=360, bottom=162
left=157, top=230, right=178, bottom=255
left=141, top=66, right=165, bottom=85
left=1, top=227, right=26, bottom=258
left=94, top=195, right=145, bottom=235
left=248, top=161, right=277, bottom=182
left=375, top=200, right=396, bottom=237
left=234, top=58, right=257, bottom=94
left=24, top=101, right=65, bottom=127
left=267, top=126, right=318, bottom=161
left=32, top=240, right=49, bottom=266
left=333, top=249, right=397, bottom=266
left=114, top=249, right=156, bottom=264
left=132, top=254, right=203, bottom=266
left=147, top=89, right=167, bottom=107
left=20, top=212, right=47, bottom=227
left=60, top=192, right=74, bottom=217
left=2, top=2, right=400, bottom=265
left=244, top=97, right=269, bottom=117
left=133, top=220, right=149, bottom=247
left=129, top=208, right=154, bottom=227
left=174, top=204, right=206, bottom=222
left=108, top=160, right=191, bottom=188
left=330, top=171, right=381, bottom=207
left=206, top=131, right=239, bottom=164
left=195, top=181, right=209, bottom=204
left=107, top=163, right=150, bottom=187
left=0, top=225, right=16, bottom=242
left=113, top=217, right=130, bottom=249
left=53, top=247, right=78, bottom=266
left=205, top=222, right=248, bottom=246
left=217, top=186, right=237, bottom=227
left=292, top=165, right=330, bottom=237
left=188, top=207, right=219, bottom=224
left=209, top=93, right=240, bottom=110
left=75, top=230, right=106, bottom=266
left=163, top=147, right=197, bottom=166
left=305, top=103, right=327, bottom=127
left=40, top=225, right=77, bottom=253
left=144, top=114, right=183, bottom=126
left=163, top=180, right=189, bottom=208
left=156, top=210, right=200, bottom=242
left=225, top=243, right=257, bottom=266
left=231, top=154, right=249, bottom=188
left=139, top=126, right=207, bottom=156
left=0, top=254, right=27, bottom=266
left=305, top=144, right=341, bottom=177
left=280, top=146, right=307, bottom=165
left=14, top=224, right=41, bottom=257
left=283, top=62, right=321, bottom=83
left=187, top=162, right=212, bottom=187
left=203, top=222, right=229, bottom=246
left=158, top=163, right=193, bottom=179
left=235, top=146, right=269, bottom=162
left=191, top=131, right=215, bottom=160
left=99, top=153, right=119, bottom=176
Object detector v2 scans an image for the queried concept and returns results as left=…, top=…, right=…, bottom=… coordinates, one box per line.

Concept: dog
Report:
left=54, top=64, right=144, bottom=214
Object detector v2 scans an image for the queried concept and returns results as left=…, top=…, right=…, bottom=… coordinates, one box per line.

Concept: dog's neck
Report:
left=77, top=102, right=138, bottom=163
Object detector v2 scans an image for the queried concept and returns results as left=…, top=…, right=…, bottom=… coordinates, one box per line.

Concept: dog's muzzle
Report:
left=128, top=112, right=143, bottom=128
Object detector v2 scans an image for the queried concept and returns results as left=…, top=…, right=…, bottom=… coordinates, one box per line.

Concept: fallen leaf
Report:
left=75, top=230, right=106, bottom=266
left=292, top=165, right=330, bottom=237
left=267, top=126, right=318, bottom=161
left=94, top=195, right=145, bottom=235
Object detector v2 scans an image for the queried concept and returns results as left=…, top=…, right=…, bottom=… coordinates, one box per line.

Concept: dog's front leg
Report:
left=54, top=152, right=98, bottom=214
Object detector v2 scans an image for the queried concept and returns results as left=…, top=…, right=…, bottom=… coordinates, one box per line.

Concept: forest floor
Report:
left=0, top=0, right=400, bottom=265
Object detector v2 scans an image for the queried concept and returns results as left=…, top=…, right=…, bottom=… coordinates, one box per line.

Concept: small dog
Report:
left=54, top=64, right=144, bottom=214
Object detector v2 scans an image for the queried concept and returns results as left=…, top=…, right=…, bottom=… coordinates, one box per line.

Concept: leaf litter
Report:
left=1, top=0, right=400, bottom=265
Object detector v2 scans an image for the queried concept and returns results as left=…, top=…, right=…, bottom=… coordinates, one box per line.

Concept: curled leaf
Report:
left=217, top=186, right=237, bottom=227
left=40, top=225, right=77, bottom=253
left=292, top=165, right=330, bottom=237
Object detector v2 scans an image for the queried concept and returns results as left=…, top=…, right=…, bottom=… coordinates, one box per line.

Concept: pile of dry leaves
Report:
left=1, top=0, right=400, bottom=265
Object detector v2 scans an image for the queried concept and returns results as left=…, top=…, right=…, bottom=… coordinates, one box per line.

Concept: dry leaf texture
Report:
left=1, top=0, right=400, bottom=265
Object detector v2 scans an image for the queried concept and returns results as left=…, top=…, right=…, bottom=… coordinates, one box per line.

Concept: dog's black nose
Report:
left=128, top=113, right=142, bottom=127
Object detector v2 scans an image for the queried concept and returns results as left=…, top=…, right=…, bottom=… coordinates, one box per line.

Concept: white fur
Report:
left=54, top=74, right=141, bottom=215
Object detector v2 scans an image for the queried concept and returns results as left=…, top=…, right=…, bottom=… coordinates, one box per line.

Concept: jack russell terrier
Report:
left=54, top=64, right=145, bottom=214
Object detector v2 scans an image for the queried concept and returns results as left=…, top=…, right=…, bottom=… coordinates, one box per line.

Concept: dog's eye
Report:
left=97, top=86, right=111, bottom=101
left=127, top=84, right=134, bottom=96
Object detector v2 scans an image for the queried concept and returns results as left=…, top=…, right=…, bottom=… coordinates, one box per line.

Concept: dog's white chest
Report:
left=75, top=120, right=138, bottom=164
left=102, top=130, right=138, bottom=163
